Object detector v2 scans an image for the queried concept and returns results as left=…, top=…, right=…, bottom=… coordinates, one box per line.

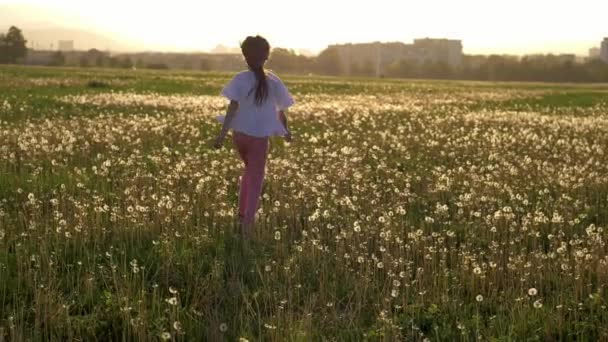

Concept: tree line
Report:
left=0, top=26, right=27, bottom=64
left=289, top=47, right=608, bottom=83
left=3, top=26, right=608, bottom=82
left=382, top=54, right=608, bottom=83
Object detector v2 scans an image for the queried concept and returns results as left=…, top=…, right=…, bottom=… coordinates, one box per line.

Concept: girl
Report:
left=212, top=35, right=294, bottom=237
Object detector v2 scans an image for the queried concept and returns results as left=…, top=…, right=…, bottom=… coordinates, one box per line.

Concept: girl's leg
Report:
left=241, top=136, right=269, bottom=232
left=232, top=132, right=250, bottom=221
left=238, top=172, right=250, bottom=221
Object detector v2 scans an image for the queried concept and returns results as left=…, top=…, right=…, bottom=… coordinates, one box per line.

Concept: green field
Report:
left=1, top=65, right=608, bottom=341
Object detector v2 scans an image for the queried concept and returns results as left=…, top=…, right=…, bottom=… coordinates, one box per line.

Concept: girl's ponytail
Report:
left=250, top=65, right=268, bottom=106
left=241, top=36, right=270, bottom=106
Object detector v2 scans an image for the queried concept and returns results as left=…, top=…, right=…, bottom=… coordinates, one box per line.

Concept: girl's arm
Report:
left=279, top=109, right=292, bottom=142
left=213, top=100, right=239, bottom=149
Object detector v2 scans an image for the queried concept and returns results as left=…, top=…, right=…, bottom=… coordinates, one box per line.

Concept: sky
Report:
left=1, top=0, right=607, bottom=55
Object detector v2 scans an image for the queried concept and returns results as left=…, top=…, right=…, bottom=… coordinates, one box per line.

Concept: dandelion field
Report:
left=1, top=65, right=608, bottom=341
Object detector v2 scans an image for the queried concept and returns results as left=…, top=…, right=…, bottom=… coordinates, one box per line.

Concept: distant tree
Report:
left=385, top=59, right=415, bottom=78
left=267, top=48, right=316, bottom=75
left=84, top=49, right=107, bottom=67
left=361, top=59, right=375, bottom=77
left=135, top=58, right=145, bottom=69
left=586, top=59, right=608, bottom=82
left=0, top=26, right=28, bottom=64
left=49, top=51, right=66, bottom=66
left=96, top=55, right=105, bottom=67
left=485, top=55, right=505, bottom=81
left=421, top=60, right=452, bottom=79
left=350, top=62, right=362, bottom=76
left=0, top=34, right=8, bottom=64
left=200, top=58, right=212, bottom=71
left=108, top=57, right=119, bottom=68
left=316, top=47, right=342, bottom=75
left=268, top=48, right=297, bottom=73
left=451, top=54, right=608, bottom=83
left=349, top=59, right=375, bottom=77
left=120, top=57, right=133, bottom=69
left=79, top=55, right=90, bottom=68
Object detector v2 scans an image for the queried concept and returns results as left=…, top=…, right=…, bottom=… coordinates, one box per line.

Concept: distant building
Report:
left=331, top=42, right=410, bottom=76
left=601, top=38, right=608, bottom=63
left=58, top=40, right=74, bottom=52
left=589, top=47, right=600, bottom=59
left=328, top=38, right=463, bottom=76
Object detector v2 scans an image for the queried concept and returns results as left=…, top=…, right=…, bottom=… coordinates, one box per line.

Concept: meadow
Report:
left=1, top=65, right=608, bottom=341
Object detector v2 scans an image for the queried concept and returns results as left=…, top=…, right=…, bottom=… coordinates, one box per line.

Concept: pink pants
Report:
left=232, top=131, right=269, bottom=225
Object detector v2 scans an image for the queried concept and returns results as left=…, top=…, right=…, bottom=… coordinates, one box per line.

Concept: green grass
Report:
left=1, top=65, right=608, bottom=340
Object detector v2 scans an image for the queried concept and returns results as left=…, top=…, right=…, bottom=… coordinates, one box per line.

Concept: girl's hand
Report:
left=212, top=134, right=225, bottom=149
left=284, top=130, right=293, bottom=143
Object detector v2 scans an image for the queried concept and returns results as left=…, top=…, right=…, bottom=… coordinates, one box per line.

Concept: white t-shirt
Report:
left=217, top=70, right=294, bottom=138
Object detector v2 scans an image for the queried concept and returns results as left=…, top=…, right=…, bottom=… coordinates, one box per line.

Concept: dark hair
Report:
left=241, top=35, right=270, bottom=106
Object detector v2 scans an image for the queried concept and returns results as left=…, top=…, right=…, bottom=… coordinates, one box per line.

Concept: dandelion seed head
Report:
left=165, top=297, right=178, bottom=306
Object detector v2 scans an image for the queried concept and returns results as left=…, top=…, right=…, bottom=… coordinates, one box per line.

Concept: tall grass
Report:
left=1, top=66, right=608, bottom=340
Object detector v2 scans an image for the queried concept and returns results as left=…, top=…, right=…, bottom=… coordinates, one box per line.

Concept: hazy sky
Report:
left=2, top=0, right=607, bottom=54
